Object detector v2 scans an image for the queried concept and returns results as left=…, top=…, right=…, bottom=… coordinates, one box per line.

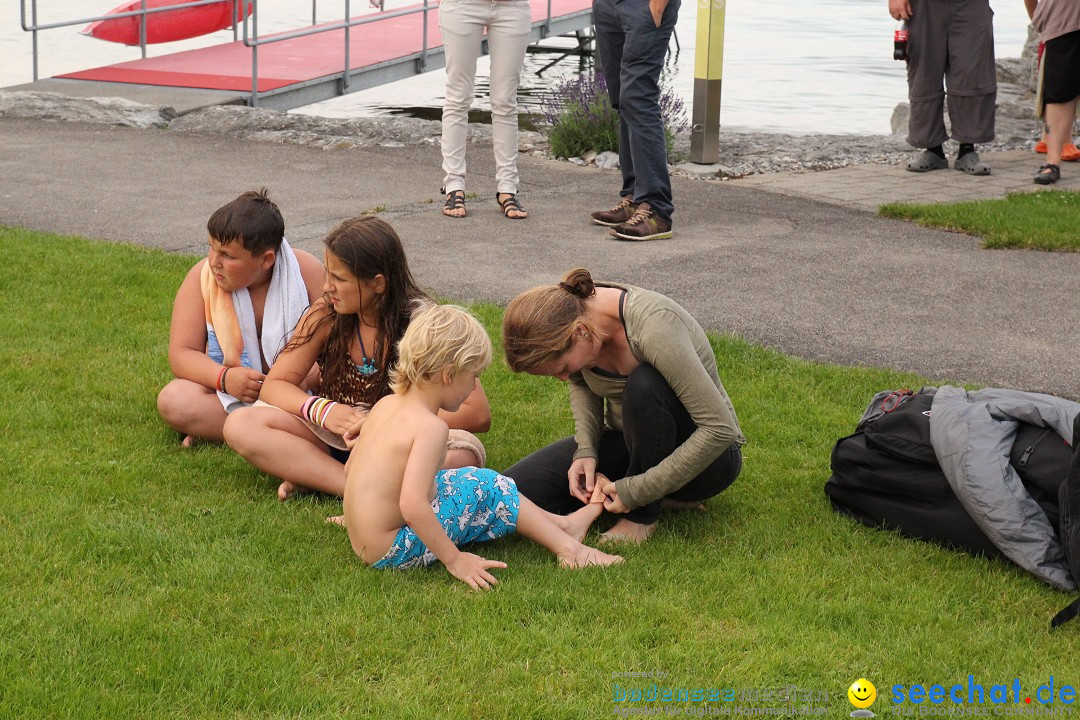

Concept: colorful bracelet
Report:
left=221, top=367, right=231, bottom=395
left=216, top=366, right=229, bottom=393
left=301, top=396, right=338, bottom=429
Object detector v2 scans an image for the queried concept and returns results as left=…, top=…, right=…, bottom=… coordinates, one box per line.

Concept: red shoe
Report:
left=1037, top=142, right=1080, bottom=160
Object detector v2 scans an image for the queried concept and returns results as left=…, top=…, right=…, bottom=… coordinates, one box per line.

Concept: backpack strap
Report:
left=1051, top=597, right=1080, bottom=629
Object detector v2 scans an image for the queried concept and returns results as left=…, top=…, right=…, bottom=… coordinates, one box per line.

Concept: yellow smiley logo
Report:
left=848, top=678, right=877, bottom=709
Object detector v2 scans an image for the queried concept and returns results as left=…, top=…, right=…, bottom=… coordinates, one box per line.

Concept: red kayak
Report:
left=82, top=0, right=253, bottom=45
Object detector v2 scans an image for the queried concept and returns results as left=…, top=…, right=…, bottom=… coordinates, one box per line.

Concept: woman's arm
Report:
left=568, top=373, right=604, bottom=460
left=566, top=374, right=605, bottom=502
left=613, top=311, right=741, bottom=509
left=438, top=378, right=492, bottom=432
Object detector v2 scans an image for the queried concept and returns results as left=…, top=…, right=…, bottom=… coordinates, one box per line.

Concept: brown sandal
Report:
left=497, top=192, right=528, bottom=219
left=443, top=189, right=466, bottom=218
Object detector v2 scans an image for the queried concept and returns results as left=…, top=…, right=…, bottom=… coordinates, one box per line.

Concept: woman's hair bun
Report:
left=558, top=268, right=595, bottom=300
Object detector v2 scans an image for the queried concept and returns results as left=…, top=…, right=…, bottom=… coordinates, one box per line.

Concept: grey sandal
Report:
left=906, top=150, right=949, bottom=173
left=954, top=151, right=991, bottom=176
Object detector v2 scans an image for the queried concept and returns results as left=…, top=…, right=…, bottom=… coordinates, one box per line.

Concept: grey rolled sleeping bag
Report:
left=930, top=386, right=1080, bottom=592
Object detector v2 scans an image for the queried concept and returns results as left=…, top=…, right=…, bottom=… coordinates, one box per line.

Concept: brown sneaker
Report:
left=609, top=203, right=672, bottom=241
left=590, top=196, right=637, bottom=226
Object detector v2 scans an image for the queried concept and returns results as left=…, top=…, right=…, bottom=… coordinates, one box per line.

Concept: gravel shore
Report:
left=0, top=50, right=1051, bottom=180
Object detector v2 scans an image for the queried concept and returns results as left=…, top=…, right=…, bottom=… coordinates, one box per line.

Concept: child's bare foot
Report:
left=278, top=480, right=304, bottom=501
left=559, top=543, right=624, bottom=569
left=325, top=515, right=346, bottom=527
left=555, top=503, right=603, bottom=542
left=661, top=498, right=706, bottom=512
left=180, top=434, right=195, bottom=448
left=600, top=518, right=656, bottom=544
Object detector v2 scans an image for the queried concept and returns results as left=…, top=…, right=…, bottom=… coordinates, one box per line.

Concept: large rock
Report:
left=170, top=105, right=445, bottom=148
left=0, top=91, right=174, bottom=128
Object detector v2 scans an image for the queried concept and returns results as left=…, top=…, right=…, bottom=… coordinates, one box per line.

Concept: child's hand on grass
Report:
left=447, top=552, right=506, bottom=591
left=225, top=366, right=266, bottom=403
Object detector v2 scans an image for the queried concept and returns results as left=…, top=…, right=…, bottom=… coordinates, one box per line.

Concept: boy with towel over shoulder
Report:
left=157, top=189, right=325, bottom=446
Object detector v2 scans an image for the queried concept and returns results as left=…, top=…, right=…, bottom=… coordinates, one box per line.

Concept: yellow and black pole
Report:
left=691, top=0, right=727, bottom=163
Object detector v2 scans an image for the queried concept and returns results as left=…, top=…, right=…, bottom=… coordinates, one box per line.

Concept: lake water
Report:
left=0, top=0, right=1030, bottom=134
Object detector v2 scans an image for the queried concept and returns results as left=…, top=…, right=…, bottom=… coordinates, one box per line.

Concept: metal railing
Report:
left=239, top=0, right=559, bottom=107
left=19, top=0, right=564, bottom=107
left=18, top=0, right=252, bottom=81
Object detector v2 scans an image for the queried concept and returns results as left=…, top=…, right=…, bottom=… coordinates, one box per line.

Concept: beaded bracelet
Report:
left=216, top=366, right=229, bottom=393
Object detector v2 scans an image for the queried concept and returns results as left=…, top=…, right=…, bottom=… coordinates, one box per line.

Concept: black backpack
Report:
left=1051, top=414, right=1080, bottom=628
left=826, top=389, right=1071, bottom=558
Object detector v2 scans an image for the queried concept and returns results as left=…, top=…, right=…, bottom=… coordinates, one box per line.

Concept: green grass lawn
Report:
left=880, top=190, right=1080, bottom=251
left=3, top=227, right=1080, bottom=719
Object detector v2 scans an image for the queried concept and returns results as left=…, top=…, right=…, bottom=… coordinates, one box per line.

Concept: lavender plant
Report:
left=540, top=72, right=687, bottom=160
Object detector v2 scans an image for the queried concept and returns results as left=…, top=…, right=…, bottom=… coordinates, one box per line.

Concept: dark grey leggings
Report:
left=504, top=364, right=741, bottom=525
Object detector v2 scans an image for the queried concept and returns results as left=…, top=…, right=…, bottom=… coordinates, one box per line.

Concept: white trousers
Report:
left=439, top=0, right=531, bottom=194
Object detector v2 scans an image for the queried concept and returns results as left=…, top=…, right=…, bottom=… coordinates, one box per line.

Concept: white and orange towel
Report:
left=201, top=238, right=309, bottom=411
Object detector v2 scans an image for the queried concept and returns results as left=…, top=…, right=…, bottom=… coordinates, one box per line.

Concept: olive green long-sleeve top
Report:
left=569, top=283, right=746, bottom=509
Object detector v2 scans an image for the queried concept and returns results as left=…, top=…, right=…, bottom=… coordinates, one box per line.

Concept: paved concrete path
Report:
left=736, top=147, right=1080, bottom=211
left=3, top=116, right=1078, bottom=398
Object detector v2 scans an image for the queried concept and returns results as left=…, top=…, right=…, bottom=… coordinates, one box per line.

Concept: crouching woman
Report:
left=501, top=268, right=745, bottom=542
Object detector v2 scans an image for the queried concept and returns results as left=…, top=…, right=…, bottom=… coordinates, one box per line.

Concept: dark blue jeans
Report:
left=593, top=0, right=680, bottom=226
left=504, top=364, right=741, bottom=526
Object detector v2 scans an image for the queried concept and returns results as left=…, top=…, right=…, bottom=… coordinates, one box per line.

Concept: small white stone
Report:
left=595, top=151, right=620, bottom=169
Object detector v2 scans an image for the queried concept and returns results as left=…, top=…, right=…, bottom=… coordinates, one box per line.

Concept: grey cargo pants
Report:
left=906, top=0, right=997, bottom=148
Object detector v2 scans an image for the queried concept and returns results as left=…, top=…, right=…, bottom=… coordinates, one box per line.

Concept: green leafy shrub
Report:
left=541, top=73, right=686, bottom=160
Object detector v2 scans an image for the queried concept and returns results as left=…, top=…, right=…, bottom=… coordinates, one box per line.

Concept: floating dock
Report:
left=9, top=0, right=593, bottom=113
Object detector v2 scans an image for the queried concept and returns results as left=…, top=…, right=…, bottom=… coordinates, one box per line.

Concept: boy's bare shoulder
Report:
left=293, top=249, right=325, bottom=301
left=173, top=258, right=208, bottom=310
left=181, top=258, right=208, bottom=285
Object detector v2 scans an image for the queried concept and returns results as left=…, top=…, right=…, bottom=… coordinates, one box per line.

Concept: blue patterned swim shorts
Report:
left=373, top=466, right=520, bottom=570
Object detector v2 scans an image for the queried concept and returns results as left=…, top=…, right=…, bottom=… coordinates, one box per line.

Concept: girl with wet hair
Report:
left=224, top=216, right=491, bottom=500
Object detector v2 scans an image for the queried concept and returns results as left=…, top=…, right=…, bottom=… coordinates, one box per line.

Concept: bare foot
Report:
left=661, top=498, right=706, bottom=512
left=555, top=503, right=603, bottom=543
left=180, top=434, right=194, bottom=448
left=559, top=543, right=624, bottom=569
left=278, top=480, right=301, bottom=501
left=600, top=518, right=656, bottom=544
left=326, top=515, right=346, bottom=527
